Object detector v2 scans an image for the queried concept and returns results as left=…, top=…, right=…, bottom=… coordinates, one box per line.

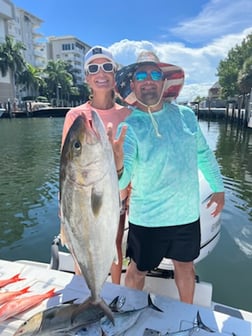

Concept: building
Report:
left=0, top=1, right=91, bottom=103
left=0, top=0, right=15, bottom=102
left=48, top=36, right=90, bottom=85
left=0, top=2, right=47, bottom=102
left=10, top=7, right=47, bottom=69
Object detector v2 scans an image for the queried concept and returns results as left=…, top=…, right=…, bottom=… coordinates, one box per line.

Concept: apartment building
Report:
left=10, top=7, right=47, bottom=69
left=48, top=36, right=90, bottom=85
left=0, top=1, right=91, bottom=103
left=0, top=0, right=15, bottom=102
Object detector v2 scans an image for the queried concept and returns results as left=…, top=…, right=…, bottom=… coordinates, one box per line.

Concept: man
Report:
left=112, top=50, right=225, bottom=303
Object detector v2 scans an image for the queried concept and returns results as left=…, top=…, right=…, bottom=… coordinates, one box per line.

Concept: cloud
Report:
left=110, top=27, right=252, bottom=102
left=170, top=0, right=252, bottom=42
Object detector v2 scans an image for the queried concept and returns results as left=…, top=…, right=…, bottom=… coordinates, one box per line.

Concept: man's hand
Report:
left=207, top=191, right=225, bottom=217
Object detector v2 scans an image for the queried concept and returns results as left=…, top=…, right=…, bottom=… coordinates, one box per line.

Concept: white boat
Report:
left=0, top=257, right=252, bottom=335
left=1, top=174, right=251, bottom=335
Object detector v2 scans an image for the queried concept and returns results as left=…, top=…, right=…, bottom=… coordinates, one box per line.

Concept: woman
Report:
left=61, top=46, right=131, bottom=284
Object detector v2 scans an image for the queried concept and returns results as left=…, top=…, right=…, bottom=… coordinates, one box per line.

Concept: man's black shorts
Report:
left=126, top=218, right=201, bottom=271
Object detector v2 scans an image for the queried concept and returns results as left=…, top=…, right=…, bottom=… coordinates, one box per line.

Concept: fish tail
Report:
left=45, top=288, right=57, bottom=298
left=196, top=311, right=214, bottom=332
left=147, top=293, right=163, bottom=312
left=70, top=297, right=114, bottom=325
left=98, top=298, right=115, bottom=325
left=20, top=286, right=30, bottom=294
left=12, top=273, right=26, bottom=282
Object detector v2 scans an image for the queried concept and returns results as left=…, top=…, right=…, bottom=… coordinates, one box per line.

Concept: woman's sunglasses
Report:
left=86, top=62, right=114, bottom=75
left=134, top=70, right=163, bottom=82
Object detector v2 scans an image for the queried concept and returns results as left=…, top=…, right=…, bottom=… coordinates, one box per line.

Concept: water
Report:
left=0, top=117, right=251, bottom=312
left=0, top=118, right=63, bottom=263
left=196, top=120, right=252, bottom=312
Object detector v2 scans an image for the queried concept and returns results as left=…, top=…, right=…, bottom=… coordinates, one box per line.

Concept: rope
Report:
left=135, top=79, right=167, bottom=138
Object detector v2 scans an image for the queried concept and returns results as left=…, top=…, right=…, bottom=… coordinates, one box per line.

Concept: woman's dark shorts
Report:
left=126, top=218, right=201, bottom=271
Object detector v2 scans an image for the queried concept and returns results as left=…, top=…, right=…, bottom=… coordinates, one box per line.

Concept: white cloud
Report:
left=110, top=27, right=252, bottom=102
left=170, top=0, right=252, bottom=42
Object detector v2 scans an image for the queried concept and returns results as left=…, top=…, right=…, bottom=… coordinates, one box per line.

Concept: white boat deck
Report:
left=0, top=259, right=251, bottom=335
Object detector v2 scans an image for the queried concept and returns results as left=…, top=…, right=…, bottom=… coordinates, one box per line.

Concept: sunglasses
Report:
left=86, top=62, right=114, bottom=75
left=134, top=70, right=163, bottom=82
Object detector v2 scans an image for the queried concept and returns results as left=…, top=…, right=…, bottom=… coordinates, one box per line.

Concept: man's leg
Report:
left=172, top=260, right=195, bottom=304
left=125, top=260, right=147, bottom=290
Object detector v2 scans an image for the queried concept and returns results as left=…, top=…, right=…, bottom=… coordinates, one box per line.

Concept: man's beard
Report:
left=139, top=89, right=160, bottom=106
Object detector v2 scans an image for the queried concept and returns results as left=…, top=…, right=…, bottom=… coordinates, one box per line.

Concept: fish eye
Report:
left=73, top=140, right=81, bottom=151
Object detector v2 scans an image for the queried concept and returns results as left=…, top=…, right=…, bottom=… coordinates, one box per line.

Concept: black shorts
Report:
left=126, top=219, right=201, bottom=271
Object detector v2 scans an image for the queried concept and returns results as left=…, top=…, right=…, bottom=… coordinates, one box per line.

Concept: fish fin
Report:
left=147, top=293, right=163, bottom=312
left=109, top=295, right=126, bottom=312
left=98, top=298, right=114, bottom=325
left=70, top=298, right=92, bottom=323
left=91, top=110, right=107, bottom=142
left=196, top=311, right=214, bottom=332
left=70, top=297, right=113, bottom=325
left=91, top=187, right=103, bottom=216
left=62, top=298, right=78, bottom=305
left=12, top=273, right=26, bottom=282
left=20, top=286, right=30, bottom=294
left=71, top=297, right=114, bottom=325
left=44, top=288, right=58, bottom=299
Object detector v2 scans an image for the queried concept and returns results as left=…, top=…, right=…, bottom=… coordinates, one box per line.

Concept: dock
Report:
left=194, top=105, right=251, bottom=127
left=1, top=107, right=71, bottom=118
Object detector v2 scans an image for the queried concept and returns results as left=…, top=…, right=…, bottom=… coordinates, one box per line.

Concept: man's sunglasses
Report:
left=86, top=62, right=114, bottom=75
left=134, top=70, right=163, bottom=82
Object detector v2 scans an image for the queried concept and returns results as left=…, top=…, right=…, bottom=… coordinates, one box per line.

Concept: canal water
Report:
left=0, top=117, right=251, bottom=312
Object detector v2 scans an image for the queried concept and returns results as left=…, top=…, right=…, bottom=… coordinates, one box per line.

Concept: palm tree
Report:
left=0, top=36, right=26, bottom=99
left=44, top=59, right=73, bottom=105
left=17, top=63, right=45, bottom=99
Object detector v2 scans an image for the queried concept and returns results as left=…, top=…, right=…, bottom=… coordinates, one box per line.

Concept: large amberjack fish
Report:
left=59, top=110, right=120, bottom=322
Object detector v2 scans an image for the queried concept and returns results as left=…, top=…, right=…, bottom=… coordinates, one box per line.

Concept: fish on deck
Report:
left=100, top=294, right=163, bottom=336
left=0, top=273, right=25, bottom=288
left=59, top=110, right=120, bottom=323
left=0, top=288, right=57, bottom=322
left=143, top=310, right=215, bottom=335
left=14, top=295, right=137, bottom=335
left=0, top=286, right=30, bottom=305
left=13, top=299, right=106, bottom=336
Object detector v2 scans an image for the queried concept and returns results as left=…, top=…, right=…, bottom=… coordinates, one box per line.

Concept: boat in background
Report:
left=0, top=108, right=5, bottom=118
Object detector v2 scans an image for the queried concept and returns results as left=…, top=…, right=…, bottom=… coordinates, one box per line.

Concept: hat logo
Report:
left=92, top=47, right=103, bottom=55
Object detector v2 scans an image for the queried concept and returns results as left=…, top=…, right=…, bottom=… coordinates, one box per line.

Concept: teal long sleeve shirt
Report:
left=116, top=102, right=224, bottom=227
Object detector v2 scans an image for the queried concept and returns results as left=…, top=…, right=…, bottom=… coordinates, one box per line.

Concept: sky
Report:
left=12, top=0, right=252, bottom=102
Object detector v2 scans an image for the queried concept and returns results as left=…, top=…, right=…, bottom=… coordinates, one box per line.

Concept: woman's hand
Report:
left=107, top=123, right=127, bottom=172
